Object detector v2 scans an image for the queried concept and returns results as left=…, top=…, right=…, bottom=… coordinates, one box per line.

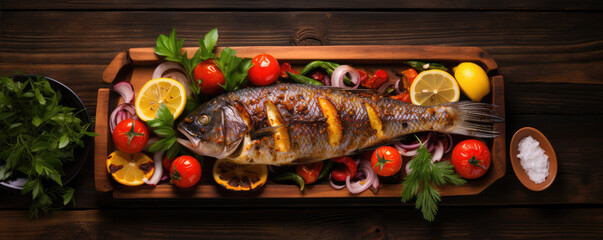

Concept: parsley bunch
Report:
left=0, top=76, right=97, bottom=217
left=401, top=140, right=466, bottom=221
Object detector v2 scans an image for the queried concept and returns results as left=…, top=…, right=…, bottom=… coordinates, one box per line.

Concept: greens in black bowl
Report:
left=0, top=75, right=96, bottom=217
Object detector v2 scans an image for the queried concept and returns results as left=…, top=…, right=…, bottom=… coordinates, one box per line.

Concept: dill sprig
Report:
left=401, top=139, right=466, bottom=221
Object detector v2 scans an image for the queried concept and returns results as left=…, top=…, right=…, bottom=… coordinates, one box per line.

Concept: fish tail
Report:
left=446, top=101, right=503, bottom=138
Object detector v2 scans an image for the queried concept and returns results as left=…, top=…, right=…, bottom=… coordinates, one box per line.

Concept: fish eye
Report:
left=197, top=114, right=210, bottom=125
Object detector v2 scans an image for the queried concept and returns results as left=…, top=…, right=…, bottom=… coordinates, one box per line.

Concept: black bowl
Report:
left=0, top=75, right=93, bottom=191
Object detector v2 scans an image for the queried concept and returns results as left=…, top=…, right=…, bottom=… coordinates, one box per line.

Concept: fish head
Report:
left=177, top=98, right=247, bottom=159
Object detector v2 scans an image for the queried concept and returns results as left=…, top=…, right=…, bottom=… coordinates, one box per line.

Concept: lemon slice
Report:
left=135, top=78, right=186, bottom=121
left=453, top=62, right=490, bottom=102
left=409, top=70, right=460, bottom=106
left=212, top=159, right=268, bottom=191
left=106, top=150, right=154, bottom=186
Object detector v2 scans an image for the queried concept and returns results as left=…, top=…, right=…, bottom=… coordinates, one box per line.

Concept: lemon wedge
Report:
left=409, top=70, right=460, bottom=106
left=453, top=62, right=490, bottom=102
left=135, top=78, right=186, bottom=121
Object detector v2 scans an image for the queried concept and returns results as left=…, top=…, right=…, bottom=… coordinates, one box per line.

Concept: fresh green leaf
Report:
left=202, top=28, right=218, bottom=57
left=58, top=134, right=69, bottom=149
left=153, top=126, right=176, bottom=137
left=154, top=28, right=183, bottom=62
left=9, top=123, right=22, bottom=130
left=60, top=187, right=75, bottom=206
left=401, top=140, right=466, bottom=222
left=149, top=136, right=177, bottom=152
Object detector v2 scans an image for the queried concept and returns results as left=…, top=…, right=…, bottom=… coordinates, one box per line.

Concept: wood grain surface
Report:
left=0, top=1, right=601, bottom=239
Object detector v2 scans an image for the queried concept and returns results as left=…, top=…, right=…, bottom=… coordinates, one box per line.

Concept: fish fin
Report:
left=447, top=101, right=504, bottom=138
left=250, top=125, right=288, bottom=139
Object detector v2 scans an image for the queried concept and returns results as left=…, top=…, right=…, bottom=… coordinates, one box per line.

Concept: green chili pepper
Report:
left=287, top=71, right=324, bottom=86
left=300, top=60, right=327, bottom=75
left=273, top=172, right=305, bottom=191
left=405, top=61, right=448, bottom=72
left=317, top=159, right=334, bottom=181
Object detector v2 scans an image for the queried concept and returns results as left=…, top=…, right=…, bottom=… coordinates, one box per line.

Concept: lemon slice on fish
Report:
left=135, top=78, right=186, bottom=121
left=409, top=70, right=460, bottom=106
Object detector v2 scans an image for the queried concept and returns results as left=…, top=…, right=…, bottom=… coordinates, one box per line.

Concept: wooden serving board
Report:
left=95, top=45, right=505, bottom=199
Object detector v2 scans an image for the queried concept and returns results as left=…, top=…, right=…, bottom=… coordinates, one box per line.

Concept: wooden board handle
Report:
left=94, top=88, right=113, bottom=193
left=102, top=51, right=130, bottom=83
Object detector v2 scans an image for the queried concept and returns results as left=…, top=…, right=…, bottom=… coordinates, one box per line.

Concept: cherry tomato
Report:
left=451, top=139, right=491, bottom=179
left=371, top=146, right=402, bottom=177
left=331, top=156, right=357, bottom=182
left=296, top=161, right=324, bottom=184
left=279, top=62, right=298, bottom=78
left=170, top=155, right=202, bottom=188
left=162, top=155, right=174, bottom=172
left=248, top=53, right=280, bottom=86
left=193, top=59, right=225, bottom=95
left=112, top=119, right=149, bottom=153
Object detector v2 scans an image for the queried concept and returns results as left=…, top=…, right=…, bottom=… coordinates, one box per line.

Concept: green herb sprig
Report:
left=146, top=103, right=180, bottom=160
left=401, top=139, right=466, bottom=221
left=0, top=76, right=97, bottom=217
left=154, top=28, right=252, bottom=97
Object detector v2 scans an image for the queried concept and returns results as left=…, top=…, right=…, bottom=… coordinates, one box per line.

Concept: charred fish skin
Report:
left=178, top=83, right=500, bottom=165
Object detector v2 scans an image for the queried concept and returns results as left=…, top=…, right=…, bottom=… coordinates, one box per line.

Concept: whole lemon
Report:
left=453, top=62, right=490, bottom=102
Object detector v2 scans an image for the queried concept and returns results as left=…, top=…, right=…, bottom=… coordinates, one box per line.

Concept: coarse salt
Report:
left=517, top=136, right=549, bottom=184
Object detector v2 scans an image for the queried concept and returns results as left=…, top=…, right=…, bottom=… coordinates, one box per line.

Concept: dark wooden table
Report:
left=1, top=1, right=602, bottom=239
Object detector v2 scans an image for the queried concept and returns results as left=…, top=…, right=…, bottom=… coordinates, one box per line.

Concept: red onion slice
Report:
left=153, top=62, right=187, bottom=79
left=370, top=171, right=380, bottom=194
left=395, top=144, right=419, bottom=157
left=432, top=140, right=444, bottom=162
left=331, top=65, right=360, bottom=89
left=113, top=81, right=134, bottom=103
left=444, top=134, right=454, bottom=153
left=109, top=103, right=137, bottom=133
left=153, top=62, right=192, bottom=96
left=329, top=175, right=346, bottom=190
left=376, top=81, right=395, bottom=94
left=323, top=75, right=331, bottom=86
left=394, top=78, right=403, bottom=94
left=143, top=151, right=165, bottom=186
left=346, top=160, right=376, bottom=195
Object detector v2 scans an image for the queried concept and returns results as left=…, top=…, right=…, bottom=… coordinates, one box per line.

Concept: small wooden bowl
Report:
left=510, top=127, right=557, bottom=191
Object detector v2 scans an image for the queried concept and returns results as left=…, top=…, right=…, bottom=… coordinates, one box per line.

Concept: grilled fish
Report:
left=177, top=83, right=500, bottom=165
